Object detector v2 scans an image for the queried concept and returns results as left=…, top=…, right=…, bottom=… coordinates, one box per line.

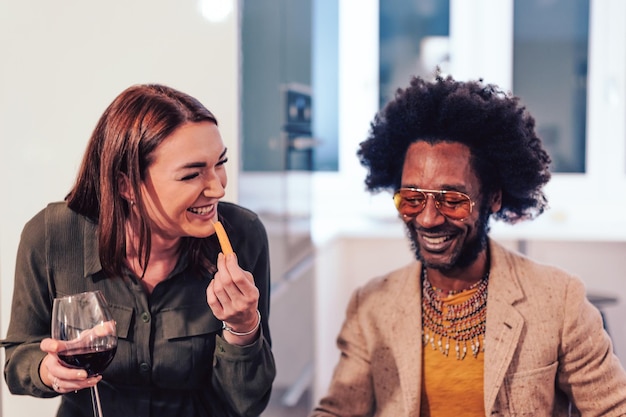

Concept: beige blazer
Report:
left=311, top=240, right=626, bottom=416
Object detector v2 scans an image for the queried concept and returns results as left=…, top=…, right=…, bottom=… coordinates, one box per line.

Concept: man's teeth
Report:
left=423, top=236, right=448, bottom=244
left=189, top=206, right=212, bottom=215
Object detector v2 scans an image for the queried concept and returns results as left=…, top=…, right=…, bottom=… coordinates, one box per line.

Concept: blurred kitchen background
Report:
left=2, top=0, right=626, bottom=416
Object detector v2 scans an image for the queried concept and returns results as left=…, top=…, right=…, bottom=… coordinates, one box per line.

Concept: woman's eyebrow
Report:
left=176, top=148, right=228, bottom=170
left=178, top=161, right=207, bottom=170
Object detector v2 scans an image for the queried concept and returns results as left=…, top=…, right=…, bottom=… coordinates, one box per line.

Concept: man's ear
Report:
left=118, top=173, right=134, bottom=203
left=490, top=190, right=502, bottom=213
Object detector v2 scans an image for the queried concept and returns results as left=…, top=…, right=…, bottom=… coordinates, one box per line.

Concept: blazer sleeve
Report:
left=310, top=289, right=376, bottom=417
left=557, top=277, right=626, bottom=415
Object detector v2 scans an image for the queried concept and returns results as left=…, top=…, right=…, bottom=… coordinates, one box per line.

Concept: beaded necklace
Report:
left=421, top=268, right=488, bottom=360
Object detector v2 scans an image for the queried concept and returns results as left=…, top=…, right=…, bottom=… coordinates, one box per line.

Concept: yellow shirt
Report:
left=420, top=288, right=485, bottom=417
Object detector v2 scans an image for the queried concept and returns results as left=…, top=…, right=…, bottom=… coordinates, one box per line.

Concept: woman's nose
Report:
left=202, top=175, right=226, bottom=198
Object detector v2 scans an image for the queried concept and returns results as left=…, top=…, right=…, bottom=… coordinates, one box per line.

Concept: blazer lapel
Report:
left=387, top=262, right=424, bottom=416
left=483, top=241, right=526, bottom=413
left=386, top=242, right=527, bottom=415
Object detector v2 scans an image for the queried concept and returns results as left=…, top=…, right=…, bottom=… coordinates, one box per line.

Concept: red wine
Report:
left=58, top=345, right=117, bottom=376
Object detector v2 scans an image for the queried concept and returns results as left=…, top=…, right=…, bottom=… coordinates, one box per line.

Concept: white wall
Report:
left=0, top=1, right=240, bottom=416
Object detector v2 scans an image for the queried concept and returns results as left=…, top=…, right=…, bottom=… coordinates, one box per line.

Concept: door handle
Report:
left=290, top=136, right=322, bottom=150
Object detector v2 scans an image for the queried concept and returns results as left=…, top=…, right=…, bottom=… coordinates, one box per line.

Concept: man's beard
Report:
left=406, top=204, right=491, bottom=271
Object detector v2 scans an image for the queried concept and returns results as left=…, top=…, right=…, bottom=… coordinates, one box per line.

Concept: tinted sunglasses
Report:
left=393, top=187, right=475, bottom=221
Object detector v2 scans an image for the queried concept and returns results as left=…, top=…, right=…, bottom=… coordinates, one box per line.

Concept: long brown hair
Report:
left=66, top=84, right=219, bottom=278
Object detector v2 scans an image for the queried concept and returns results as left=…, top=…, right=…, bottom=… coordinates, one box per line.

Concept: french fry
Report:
left=213, top=220, right=234, bottom=255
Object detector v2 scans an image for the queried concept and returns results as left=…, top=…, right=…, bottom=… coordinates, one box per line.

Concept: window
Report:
left=379, top=0, right=450, bottom=107
left=323, top=0, right=626, bottom=237
left=513, top=0, right=590, bottom=173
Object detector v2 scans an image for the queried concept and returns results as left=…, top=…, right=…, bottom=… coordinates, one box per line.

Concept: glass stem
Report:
left=90, top=384, right=103, bottom=417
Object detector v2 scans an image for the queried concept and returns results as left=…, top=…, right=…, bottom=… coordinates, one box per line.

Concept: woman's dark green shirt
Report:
left=2, top=201, right=276, bottom=417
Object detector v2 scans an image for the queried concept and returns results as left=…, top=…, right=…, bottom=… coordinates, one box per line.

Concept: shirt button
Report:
left=139, top=362, right=151, bottom=373
left=141, top=312, right=150, bottom=323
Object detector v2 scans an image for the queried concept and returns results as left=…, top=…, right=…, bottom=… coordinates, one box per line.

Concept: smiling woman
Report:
left=0, top=1, right=245, bottom=416
left=135, top=121, right=228, bottom=241
left=0, top=83, right=276, bottom=417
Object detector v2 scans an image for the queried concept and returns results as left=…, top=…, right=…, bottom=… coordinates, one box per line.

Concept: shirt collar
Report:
left=82, top=221, right=195, bottom=280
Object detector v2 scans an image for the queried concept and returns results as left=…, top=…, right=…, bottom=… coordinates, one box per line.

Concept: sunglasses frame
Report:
left=393, top=187, right=475, bottom=221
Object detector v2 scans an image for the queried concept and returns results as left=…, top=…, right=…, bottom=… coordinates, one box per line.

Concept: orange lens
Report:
left=393, top=188, right=473, bottom=221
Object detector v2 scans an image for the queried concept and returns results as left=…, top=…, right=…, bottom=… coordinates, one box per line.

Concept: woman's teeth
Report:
left=188, top=206, right=212, bottom=215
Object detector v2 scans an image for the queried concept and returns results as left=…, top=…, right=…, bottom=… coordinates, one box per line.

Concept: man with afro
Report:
left=310, top=74, right=626, bottom=416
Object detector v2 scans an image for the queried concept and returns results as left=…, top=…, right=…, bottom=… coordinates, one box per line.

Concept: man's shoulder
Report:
left=491, top=239, right=583, bottom=293
left=359, top=261, right=421, bottom=296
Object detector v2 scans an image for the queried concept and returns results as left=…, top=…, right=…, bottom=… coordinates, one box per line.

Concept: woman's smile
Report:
left=187, top=204, right=216, bottom=217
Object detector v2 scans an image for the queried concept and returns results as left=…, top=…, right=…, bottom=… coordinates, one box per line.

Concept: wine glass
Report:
left=52, top=291, right=117, bottom=417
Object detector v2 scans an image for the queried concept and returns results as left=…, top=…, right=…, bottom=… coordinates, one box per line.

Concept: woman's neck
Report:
left=125, top=225, right=181, bottom=292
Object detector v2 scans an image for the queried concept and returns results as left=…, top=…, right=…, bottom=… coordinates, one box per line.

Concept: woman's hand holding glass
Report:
left=40, top=336, right=104, bottom=393
left=45, top=291, right=117, bottom=417
left=206, top=252, right=261, bottom=345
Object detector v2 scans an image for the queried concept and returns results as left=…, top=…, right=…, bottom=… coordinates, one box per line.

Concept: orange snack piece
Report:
left=213, top=220, right=234, bottom=255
